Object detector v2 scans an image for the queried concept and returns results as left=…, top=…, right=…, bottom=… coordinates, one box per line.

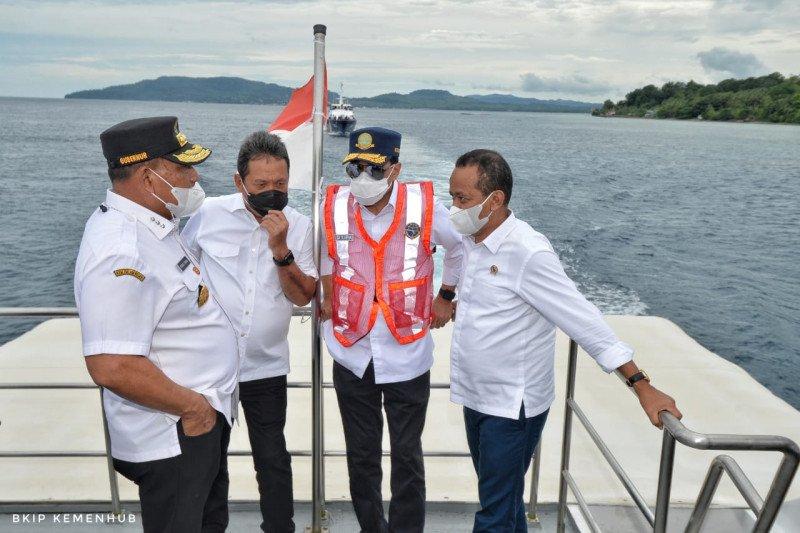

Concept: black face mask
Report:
left=246, top=189, right=288, bottom=216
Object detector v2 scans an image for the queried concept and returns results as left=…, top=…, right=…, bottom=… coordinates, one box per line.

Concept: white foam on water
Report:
left=400, top=134, right=648, bottom=316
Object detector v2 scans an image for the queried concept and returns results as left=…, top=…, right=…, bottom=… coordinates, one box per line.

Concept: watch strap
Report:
left=625, top=370, right=650, bottom=387
left=438, top=288, right=456, bottom=302
left=273, top=251, right=295, bottom=267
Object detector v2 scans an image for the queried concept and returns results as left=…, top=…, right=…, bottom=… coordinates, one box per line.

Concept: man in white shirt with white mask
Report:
left=76, top=116, right=238, bottom=532
left=446, top=149, right=683, bottom=533
left=319, top=127, right=463, bottom=533
left=183, top=131, right=317, bottom=533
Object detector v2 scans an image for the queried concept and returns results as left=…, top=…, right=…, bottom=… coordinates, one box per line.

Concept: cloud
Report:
left=697, top=47, right=768, bottom=77
left=519, top=72, right=612, bottom=96
left=713, top=0, right=784, bottom=10
left=1, top=0, right=798, bottom=99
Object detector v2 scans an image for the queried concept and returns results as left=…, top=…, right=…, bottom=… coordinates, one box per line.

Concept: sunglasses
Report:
left=345, top=162, right=392, bottom=180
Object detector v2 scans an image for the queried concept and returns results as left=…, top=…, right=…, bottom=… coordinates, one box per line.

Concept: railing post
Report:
left=556, top=339, right=578, bottom=533
left=684, top=457, right=725, bottom=533
left=653, top=428, right=676, bottom=532
left=526, top=440, right=542, bottom=523
left=99, top=388, right=121, bottom=515
left=752, top=450, right=800, bottom=532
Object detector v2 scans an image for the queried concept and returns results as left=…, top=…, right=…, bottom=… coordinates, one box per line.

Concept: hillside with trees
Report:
left=65, top=77, right=596, bottom=113
left=593, top=73, right=800, bottom=124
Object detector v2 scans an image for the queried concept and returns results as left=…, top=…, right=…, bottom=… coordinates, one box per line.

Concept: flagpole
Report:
left=309, top=23, right=327, bottom=533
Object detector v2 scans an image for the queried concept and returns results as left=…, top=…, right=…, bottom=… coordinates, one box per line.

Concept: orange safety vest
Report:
left=324, top=181, right=435, bottom=347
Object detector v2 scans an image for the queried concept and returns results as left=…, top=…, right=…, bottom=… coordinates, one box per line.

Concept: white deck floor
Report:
left=1, top=316, right=799, bottom=523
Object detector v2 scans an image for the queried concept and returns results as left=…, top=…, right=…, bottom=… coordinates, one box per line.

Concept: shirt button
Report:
left=245, top=311, right=250, bottom=315
left=240, top=332, right=246, bottom=337
left=249, top=270, right=253, bottom=274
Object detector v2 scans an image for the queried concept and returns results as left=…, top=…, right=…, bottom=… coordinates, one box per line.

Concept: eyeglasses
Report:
left=345, top=162, right=391, bottom=180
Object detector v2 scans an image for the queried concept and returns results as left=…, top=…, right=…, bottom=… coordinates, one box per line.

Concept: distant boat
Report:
left=327, top=84, right=356, bottom=136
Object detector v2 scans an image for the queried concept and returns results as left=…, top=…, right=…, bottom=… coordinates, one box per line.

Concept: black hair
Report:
left=237, top=131, right=290, bottom=179
left=454, top=149, right=512, bottom=205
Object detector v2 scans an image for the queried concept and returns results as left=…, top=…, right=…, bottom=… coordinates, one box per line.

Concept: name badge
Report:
left=336, top=234, right=354, bottom=241
left=177, top=256, right=191, bottom=271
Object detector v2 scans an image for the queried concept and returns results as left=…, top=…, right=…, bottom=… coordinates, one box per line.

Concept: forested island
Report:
left=64, top=76, right=595, bottom=113
left=593, top=73, right=800, bottom=124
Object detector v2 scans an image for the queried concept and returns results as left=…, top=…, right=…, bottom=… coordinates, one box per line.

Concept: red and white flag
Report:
left=268, top=69, right=328, bottom=191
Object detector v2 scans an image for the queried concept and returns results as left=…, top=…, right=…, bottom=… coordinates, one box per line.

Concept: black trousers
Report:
left=113, top=411, right=231, bottom=533
left=333, top=360, right=430, bottom=533
left=239, top=375, right=295, bottom=533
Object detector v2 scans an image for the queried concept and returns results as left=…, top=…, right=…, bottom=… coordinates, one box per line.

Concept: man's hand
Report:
left=431, top=295, right=455, bottom=329
left=320, top=298, right=332, bottom=321
left=180, top=392, right=217, bottom=437
left=635, top=382, right=682, bottom=429
left=261, top=210, right=290, bottom=257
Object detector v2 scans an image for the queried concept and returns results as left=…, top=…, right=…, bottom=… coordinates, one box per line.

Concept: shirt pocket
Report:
left=205, top=243, right=240, bottom=276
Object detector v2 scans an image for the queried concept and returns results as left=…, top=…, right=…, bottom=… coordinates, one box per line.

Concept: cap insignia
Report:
left=355, top=132, right=374, bottom=150
left=119, top=152, right=148, bottom=166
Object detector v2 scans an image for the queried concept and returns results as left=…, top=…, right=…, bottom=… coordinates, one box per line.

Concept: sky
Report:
left=0, top=0, right=797, bottom=102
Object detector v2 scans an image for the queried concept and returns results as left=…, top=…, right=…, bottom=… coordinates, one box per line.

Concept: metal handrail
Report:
left=657, top=412, right=800, bottom=532
left=0, top=307, right=543, bottom=520
left=555, top=338, right=800, bottom=533
left=685, top=454, right=764, bottom=532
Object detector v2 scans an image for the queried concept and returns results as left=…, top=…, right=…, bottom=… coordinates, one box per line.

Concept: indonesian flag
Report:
left=268, top=69, right=328, bottom=191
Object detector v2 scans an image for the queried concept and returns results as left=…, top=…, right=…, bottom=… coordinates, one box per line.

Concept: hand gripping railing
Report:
left=556, top=338, right=800, bottom=533
left=0, top=307, right=544, bottom=521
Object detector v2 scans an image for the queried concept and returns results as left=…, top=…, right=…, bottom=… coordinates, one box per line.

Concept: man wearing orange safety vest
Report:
left=320, top=127, right=464, bottom=532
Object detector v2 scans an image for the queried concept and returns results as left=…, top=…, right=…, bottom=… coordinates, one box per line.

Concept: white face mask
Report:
left=449, top=192, right=496, bottom=236
left=349, top=166, right=394, bottom=206
left=149, top=168, right=205, bottom=219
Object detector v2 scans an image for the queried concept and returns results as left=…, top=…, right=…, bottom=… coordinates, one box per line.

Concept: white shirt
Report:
left=182, top=194, right=318, bottom=382
left=74, top=190, right=239, bottom=462
left=450, top=212, right=634, bottom=420
left=320, top=181, right=464, bottom=384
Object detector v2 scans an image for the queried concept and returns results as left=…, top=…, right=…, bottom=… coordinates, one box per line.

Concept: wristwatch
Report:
left=438, top=288, right=456, bottom=302
left=273, top=251, right=295, bottom=267
left=625, top=370, right=650, bottom=387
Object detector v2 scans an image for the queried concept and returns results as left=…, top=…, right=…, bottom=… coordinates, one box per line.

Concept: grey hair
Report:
left=237, top=131, right=290, bottom=179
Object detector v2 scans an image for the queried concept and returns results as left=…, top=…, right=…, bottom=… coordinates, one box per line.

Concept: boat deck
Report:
left=1, top=315, right=799, bottom=531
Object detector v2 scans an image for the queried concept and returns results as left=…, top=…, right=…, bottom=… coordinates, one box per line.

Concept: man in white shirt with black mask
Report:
left=446, top=149, right=683, bottom=533
left=183, top=131, right=317, bottom=533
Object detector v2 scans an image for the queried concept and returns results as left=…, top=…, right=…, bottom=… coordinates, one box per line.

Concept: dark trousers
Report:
left=239, top=375, right=295, bottom=533
left=333, top=360, right=430, bottom=533
left=464, top=406, right=549, bottom=533
left=113, top=411, right=231, bottom=533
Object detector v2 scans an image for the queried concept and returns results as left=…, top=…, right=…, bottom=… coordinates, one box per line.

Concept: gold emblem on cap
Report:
left=175, top=144, right=210, bottom=163
left=490, top=265, right=499, bottom=275
left=197, top=284, right=209, bottom=307
left=176, top=132, right=188, bottom=147
left=114, top=268, right=145, bottom=282
left=355, top=132, right=374, bottom=150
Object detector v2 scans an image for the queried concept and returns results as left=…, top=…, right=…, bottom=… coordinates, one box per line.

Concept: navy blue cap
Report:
left=342, top=127, right=401, bottom=165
